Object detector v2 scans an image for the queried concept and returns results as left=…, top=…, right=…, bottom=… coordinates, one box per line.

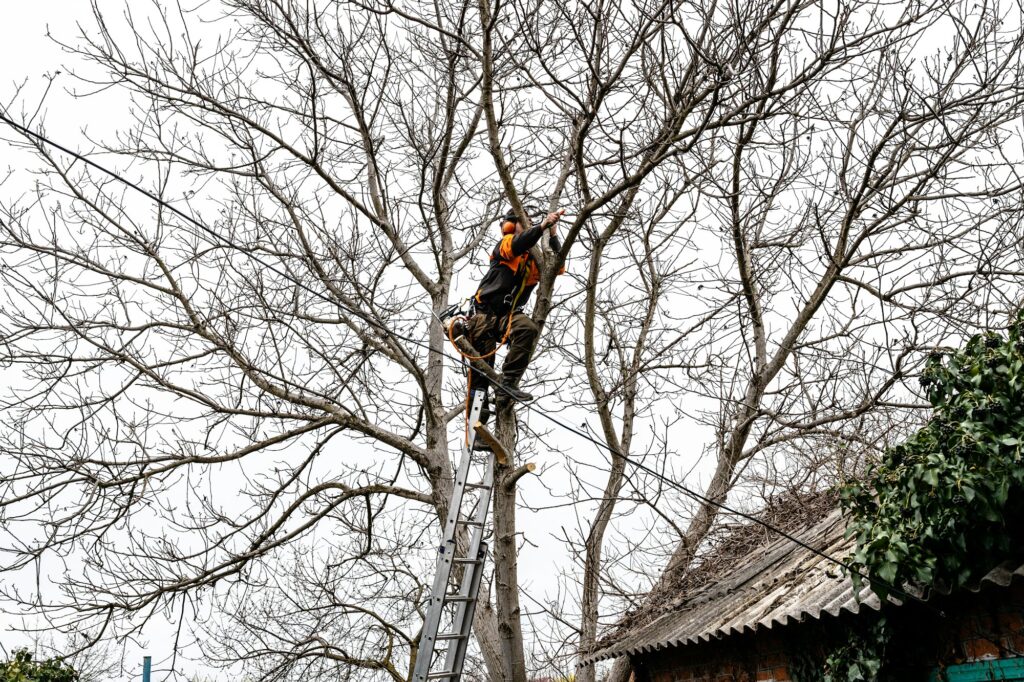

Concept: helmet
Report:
left=499, top=205, right=539, bottom=234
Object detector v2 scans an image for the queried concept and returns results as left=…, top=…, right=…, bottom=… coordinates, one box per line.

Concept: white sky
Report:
left=0, top=5, right=712, bottom=680
left=3, top=2, right=1008, bottom=681
left=1, top=7, right=145, bottom=675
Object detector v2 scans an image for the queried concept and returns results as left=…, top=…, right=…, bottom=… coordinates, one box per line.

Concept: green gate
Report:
left=931, top=658, right=1024, bottom=681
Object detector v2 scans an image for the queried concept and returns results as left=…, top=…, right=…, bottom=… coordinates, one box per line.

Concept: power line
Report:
left=0, top=111, right=443, bottom=364
left=517, top=402, right=938, bottom=612
left=0, top=113, right=936, bottom=615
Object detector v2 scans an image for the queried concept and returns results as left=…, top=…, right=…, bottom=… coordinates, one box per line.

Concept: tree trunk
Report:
left=604, top=657, right=633, bottom=682
left=492, top=403, right=528, bottom=681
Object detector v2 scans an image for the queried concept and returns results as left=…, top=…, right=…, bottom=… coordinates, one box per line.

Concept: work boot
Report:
left=493, top=379, right=533, bottom=405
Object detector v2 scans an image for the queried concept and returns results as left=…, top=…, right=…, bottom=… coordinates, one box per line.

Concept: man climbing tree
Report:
left=3, top=1, right=1024, bottom=681
left=463, top=207, right=566, bottom=426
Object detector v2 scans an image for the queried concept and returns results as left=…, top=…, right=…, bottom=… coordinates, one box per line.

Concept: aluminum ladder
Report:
left=412, top=389, right=507, bottom=681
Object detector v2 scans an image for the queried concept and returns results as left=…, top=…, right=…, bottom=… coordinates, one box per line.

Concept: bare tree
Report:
left=0, top=0, right=722, bottom=678
left=540, top=1, right=1024, bottom=680
left=1, top=0, right=1023, bottom=681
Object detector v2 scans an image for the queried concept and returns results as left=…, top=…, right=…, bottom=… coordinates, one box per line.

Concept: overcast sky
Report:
left=1, top=8, right=145, bottom=675
left=0, top=6, right=665, bottom=680
left=4, top=2, right=986, bottom=680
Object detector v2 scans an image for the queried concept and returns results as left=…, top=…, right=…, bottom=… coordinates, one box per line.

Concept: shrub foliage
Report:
left=842, top=312, right=1024, bottom=597
left=0, top=650, right=78, bottom=682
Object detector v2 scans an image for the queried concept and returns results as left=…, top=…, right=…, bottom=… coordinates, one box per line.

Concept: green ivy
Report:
left=0, top=650, right=79, bottom=682
left=789, top=618, right=890, bottom=682
left=822, top=618, right=889, bottom=682
left=841, top=311, right=1024, bottom=598
left=789, top=648, right=825, bottom=682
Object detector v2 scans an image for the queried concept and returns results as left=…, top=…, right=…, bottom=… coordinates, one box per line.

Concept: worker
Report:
left=464, top=206, right=566, bottom=432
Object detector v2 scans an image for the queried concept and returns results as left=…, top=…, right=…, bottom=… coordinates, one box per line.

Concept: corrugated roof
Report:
left=582, top=510, right=874, bottom=664
left=583, top=509, right=1024, bottom=665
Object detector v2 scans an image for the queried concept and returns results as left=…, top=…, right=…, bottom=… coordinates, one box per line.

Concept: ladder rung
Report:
left=445, top=594, right=476, bottom=603
left=412, top=389, right=491, bottom=682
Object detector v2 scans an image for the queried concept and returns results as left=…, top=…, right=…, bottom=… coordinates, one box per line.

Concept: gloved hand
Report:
left=542, top=209, right=566, bottom=236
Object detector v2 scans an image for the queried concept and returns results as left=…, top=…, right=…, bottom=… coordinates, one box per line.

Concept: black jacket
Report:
left=474, top=224, right=563, bottom=316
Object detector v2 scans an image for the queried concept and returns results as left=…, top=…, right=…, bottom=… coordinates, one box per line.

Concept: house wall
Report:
left=632, top=629, right=793, bottom=682
left=630, top=582, right=1024, bottom=682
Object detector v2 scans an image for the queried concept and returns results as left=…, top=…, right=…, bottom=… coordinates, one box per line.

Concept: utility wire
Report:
left=0, top=111, right=445, bottom=365
left=0, top=113, right=938, bottom=615
left=516, top=402, right=940, bottom=613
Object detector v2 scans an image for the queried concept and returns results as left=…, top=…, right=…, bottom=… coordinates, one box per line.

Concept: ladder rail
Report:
left=443, top=453, right=495, bottom=676
left=412, top=391, right=493, bottom=682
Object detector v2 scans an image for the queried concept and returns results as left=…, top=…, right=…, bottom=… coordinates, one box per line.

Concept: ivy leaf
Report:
left=841, top=309, right=1024, bottom=599
left=876, top=561, right=898, bottom=584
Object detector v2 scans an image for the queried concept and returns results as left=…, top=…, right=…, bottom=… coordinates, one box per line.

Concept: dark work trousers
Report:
left=464, top=311, right=539, bottom=398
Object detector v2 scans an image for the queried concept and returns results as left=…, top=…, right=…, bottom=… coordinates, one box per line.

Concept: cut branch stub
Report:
left=473, top=421, right=510, bottom=465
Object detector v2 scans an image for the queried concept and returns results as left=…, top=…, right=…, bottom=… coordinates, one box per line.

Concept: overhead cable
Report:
left=0, top=113, right=935, bottom=614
